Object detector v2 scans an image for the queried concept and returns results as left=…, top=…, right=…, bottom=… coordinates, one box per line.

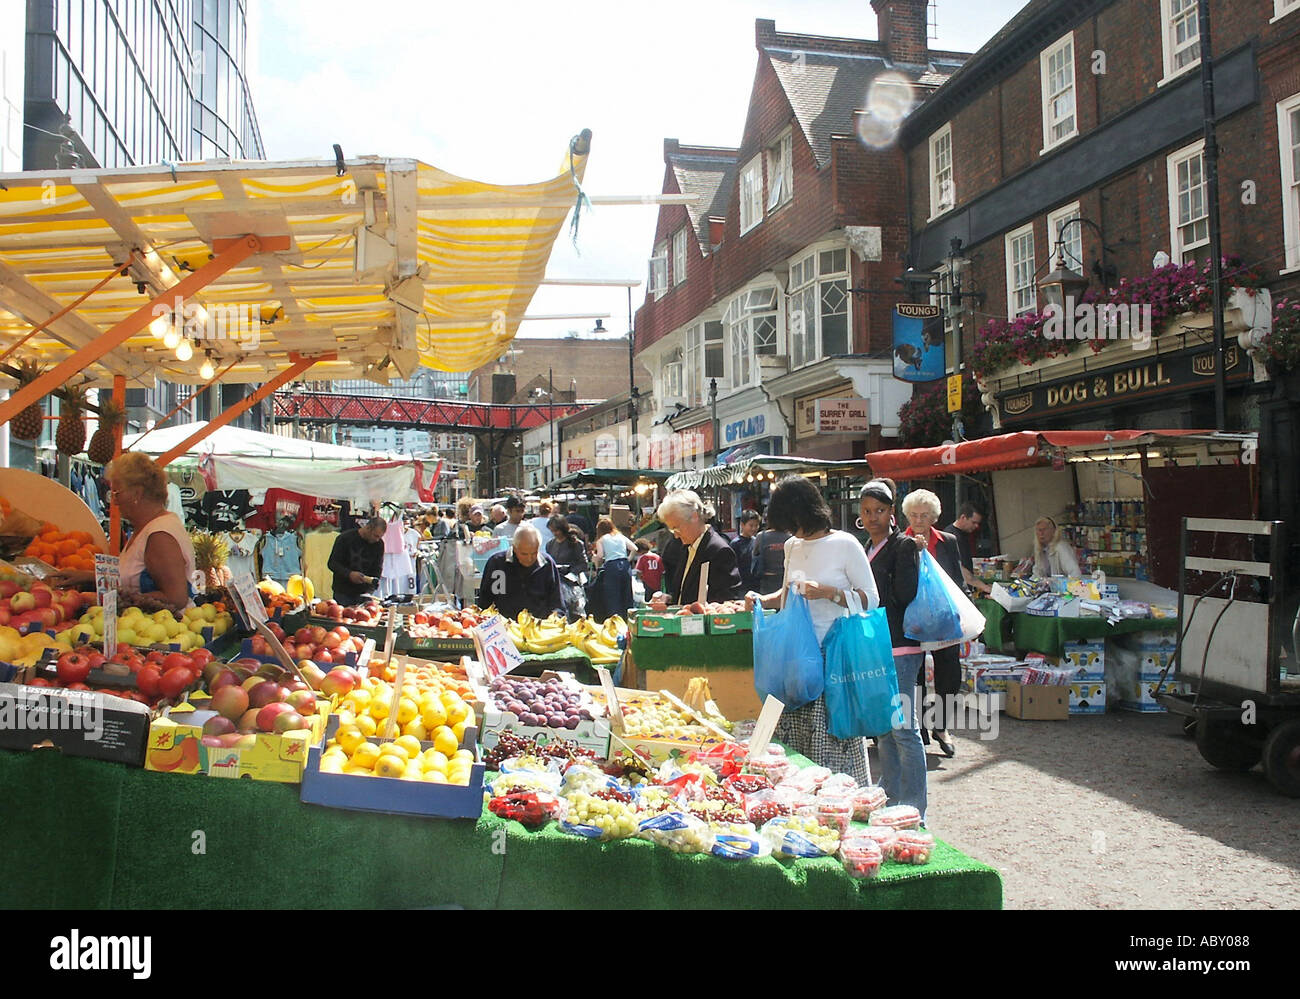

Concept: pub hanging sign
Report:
left=996, top=344, right=1249, bottom=425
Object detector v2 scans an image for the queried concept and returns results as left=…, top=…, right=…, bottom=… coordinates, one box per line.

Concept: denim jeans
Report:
left=876, top=652, right=927, bottom=823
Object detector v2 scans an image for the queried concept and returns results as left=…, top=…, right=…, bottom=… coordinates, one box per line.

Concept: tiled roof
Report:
left=666, top=146, right=738, bottom=254
left=765, top=46, right=966, bottom=168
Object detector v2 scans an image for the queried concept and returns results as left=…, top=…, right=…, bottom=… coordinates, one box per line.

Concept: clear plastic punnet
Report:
left=889, top=829, right=935, bottom=865
left=868, top=804, right=922, bottom=830
left=850, top=784, right=889, bottom=821
left=839, top=836, right=884, bottom=880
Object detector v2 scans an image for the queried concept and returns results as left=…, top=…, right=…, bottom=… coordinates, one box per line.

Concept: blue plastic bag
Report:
left=823, top=591, right=902, bottom=738
left=903, top=549, right=964, bottom=644
left=751, top=586, right=824, bottom=709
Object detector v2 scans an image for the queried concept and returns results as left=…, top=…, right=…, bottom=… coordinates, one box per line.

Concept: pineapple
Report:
left=191, top=530, right=233, bottom=591
left=9, top=359, right=45, bottom=442
left=55, top=382, right=87, bottom=456
left=87, top=398, right=125, bottom=465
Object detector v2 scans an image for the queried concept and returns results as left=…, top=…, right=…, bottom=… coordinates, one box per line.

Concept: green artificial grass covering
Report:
left=1011, top=612, right=1178, bottom=657
left=631, top=632, right=755, bottom=670
left=0, top=748, right=1002, bottom=910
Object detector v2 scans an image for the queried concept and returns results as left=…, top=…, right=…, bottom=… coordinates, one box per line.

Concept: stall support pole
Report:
left=0, top=234, right=287, bottom=429
left=153, top=353, right=330, bottom=468
left=109, top=374, right=125, bottom=556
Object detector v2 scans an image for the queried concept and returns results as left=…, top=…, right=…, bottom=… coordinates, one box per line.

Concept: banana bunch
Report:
left=507, top=609, right=572, bottom=654
left=566, top=615, right=624, bottom=665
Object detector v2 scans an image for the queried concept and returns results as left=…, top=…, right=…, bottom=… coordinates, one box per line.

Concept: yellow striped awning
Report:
left=0, top=134, right=590, bottom=387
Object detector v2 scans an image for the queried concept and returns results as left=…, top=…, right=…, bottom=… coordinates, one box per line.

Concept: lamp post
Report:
left=708, top=377, right=719, bottom=467
left=627, top=286, right=639, bottom=466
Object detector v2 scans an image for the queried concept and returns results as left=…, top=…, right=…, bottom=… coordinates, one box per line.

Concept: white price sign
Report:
left=747, top=695, right=786, bottom=759
left=94, top=553, right=120, bottom=601
left=471, top=615, right=525, bottom=679
left=594, top=665, right=624, bottom=734
left=228, top=573, right=267, bottom=629
left=102, top=590, right=117, bottom=654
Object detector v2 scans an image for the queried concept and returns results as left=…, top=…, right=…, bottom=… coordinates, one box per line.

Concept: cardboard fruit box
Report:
left=1005, top=681, right=1069, bottom=720
left=480, top=671, right=611, bottom=758
left=598, top=688, right=735, bottom=765
left=143, top=694, right=329, bottom=783
left=704, top=610, right=755, bottom=635
left=229, top=635, right=373, bottom=671
left=299, top=714, right=486, bottom=819
left=398, top=634, right=477, bottom=656
left=0, top=680, right=151, bottom=764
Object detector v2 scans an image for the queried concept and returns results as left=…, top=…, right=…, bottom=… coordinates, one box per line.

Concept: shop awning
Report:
left=664, top=455, right=874, bottom=491
left=866, top=430, right=1221, bottom=479
left=0, top=138, right=590, bottom=386
left=543, top=467, right=674, bottom=491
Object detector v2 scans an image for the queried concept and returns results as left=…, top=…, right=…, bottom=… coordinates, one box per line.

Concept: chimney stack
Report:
left=871, top=0, right=930, bottom=65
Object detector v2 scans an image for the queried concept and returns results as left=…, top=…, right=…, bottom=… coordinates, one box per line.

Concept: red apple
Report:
left=307, top=626, right=328, bottom=645
left=30, top=587, right=53, bottom=609
left=211, top=685, right=249, bottom=721
left=272, top=710, right=307, bottom=734
left=314, top=648, right=334, bottom=665
left=267, top=622, right=286, bottom=642
left=293, top=627, right=312, bottom=645
left=202, top=715, right=236, bottom=737
left=323, top=631, right=342, bottom=650
left=256, top=701, right=294, bottom=732
left=0, top=579, right=20, bottom=599
left=56, top=651, right=92, bottom=686
left=209, top=669, right=240, bottom=693
left=247, top=680, right=284, bottom=709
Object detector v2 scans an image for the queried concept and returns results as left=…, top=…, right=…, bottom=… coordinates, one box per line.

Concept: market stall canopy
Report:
left=121, top=421, right=425, bottom=506
left=0, top=137, right=590, bottom=387
left=865, top=430, right=1228, bottom=479
left=664, top=456, right=873, bottom=491
left=543, top=468, right=674, bottom=491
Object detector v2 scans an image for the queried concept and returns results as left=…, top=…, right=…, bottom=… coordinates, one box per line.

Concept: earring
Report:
left=855, top=516, right=865, bottom=530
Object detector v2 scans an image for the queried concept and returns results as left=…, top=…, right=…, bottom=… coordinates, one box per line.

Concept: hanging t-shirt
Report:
left=203, top=490, right=255, bottom=532
left=221, top=529, right=260, bottom=581
left=302, top=528, right=337, bottom=601
left=260, top=530, right=302, bottom=584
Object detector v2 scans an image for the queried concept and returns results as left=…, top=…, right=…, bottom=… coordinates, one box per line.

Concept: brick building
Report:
left=634, top=5, right=971, bottom=468
left=900, top=0, right=1300, bottom=434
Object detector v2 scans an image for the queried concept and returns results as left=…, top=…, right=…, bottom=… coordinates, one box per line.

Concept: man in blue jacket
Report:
left=477, top=523, right=563, bottom=619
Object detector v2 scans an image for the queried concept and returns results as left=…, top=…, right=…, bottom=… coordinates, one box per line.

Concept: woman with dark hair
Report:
left=546, top=515, right=589, bottom=575
left=746, top=475, right=879, bottom=782
left=859, top=477, right=928, bottom=820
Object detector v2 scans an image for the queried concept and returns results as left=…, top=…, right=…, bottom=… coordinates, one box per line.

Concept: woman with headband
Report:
left=859, top=478, right=928, bottom=821
left=1032, top=516, right=1080, bottom=577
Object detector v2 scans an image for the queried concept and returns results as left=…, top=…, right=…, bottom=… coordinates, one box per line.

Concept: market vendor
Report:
left=650, top=490, right=742, bottom=607
left=50, top=452, right=196, bottom=612
left=327, top=517, right=386, bottom=605
left=1031, top=516, right=1081, bottom=577
left=478, top=524, right=563, bottom=619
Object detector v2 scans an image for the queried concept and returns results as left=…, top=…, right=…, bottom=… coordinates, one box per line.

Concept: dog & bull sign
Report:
left=995, top=344, right=1250, bottom=425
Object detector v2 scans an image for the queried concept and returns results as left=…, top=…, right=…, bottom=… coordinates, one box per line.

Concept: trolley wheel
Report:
left=1262, top=721, right=1300, bottom=797
left=1195, top=721, right=1262, bottom=771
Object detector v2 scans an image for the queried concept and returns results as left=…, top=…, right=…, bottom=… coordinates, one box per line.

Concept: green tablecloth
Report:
left=630, top=633, right=754, bottom=670
left=971, top=598, right=1180, bottom=658
left=0, top=750, right=1001, bottom=910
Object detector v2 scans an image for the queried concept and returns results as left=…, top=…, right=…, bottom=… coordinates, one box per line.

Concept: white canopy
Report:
left=121, top=422, right=426, bottom=506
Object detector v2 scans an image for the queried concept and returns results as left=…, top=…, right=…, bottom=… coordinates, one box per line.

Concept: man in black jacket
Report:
left=327, top=517, right=386, bottom=606
left=477, top=524, right=563, bottom=620
left=649, top=490, right=742, bottom=607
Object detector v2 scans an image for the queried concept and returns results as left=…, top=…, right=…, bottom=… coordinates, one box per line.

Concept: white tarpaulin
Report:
left=121, top=422, right=422, bottom=506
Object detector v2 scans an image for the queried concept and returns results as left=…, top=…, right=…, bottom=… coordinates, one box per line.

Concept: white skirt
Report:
left=383, top=551, right=415, bottom=579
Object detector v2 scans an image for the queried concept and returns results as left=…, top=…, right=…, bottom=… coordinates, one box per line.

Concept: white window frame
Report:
left=662, top=347, right=684, bottom=400
left=766, top=129, right=793, bottom=212
left=724, top=285, right=779, bottom=389
left=928, top=123, right=954, bottom=220
left=1167, top=138, right=1209, bottom=265
left=649, top=240, right=668, bottom=300
left=1005, top=223, right=1037, bottom=319
left=1039, top=32, right=1077, bottom=153
left=786, top=245, right=850, bottom=369
left=739, top=156, right=763, bottom=234
left=1047, top=202, right=1084, bottom=274
left=672, top=227, right=688, bottom=286
left=1272, top=0, right=1300, bottom=23
left=1158, top=0, right=1201, bottom=87
left=1279, top=93, right=1300, bottom=273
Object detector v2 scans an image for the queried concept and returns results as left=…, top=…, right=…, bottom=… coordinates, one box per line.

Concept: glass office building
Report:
left=23, top=0, right=264, bottom=170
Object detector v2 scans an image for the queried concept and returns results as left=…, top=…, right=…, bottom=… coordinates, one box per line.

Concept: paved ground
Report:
left=904, top=708, right=1300, bottom=909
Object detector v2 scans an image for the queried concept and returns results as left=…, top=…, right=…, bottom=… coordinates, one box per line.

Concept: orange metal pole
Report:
left=0, top=234, right=289, bottom=429
left=109, top=374, right=125, bottom=555
left=153, top=353, right=332, bottom=468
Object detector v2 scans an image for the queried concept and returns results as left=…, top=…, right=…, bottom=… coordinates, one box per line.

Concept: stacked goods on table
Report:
left=0, top=579, right=95, bottom=641
left=595, top=687, right=735, bottom=764
left=501, top=609, right=625, bottom=664
left=482, top=736, right=937, bottom=873
left=300, top=655, right=485, bottom=816
left=312, top=598, right=384, bottom=626
left=256, top=577, right=310, bottom=618
left=482, top=671, right=611, bottom=756
left=408, top=606, right=486, bottom=641
left=145, top=655, right=332, bottom=781
left=22, top=525, right=102, bottom=573
left=632, top=602, right=763, bottom=637
left=59, top=601, right=235, bottom=654
left=240, top=620, right=370, bottom=673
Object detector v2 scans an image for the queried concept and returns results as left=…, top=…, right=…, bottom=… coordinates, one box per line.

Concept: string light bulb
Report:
left=199, top=353, right=216, bottom=380
left=162, top=325, right=180, bottom=349
left=175, top=338, right=193, bottom=362
left=149, top=313, right=170, bottom=339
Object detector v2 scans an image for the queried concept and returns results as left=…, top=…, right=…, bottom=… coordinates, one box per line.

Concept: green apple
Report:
left=117, top=628, right=138, bottom=646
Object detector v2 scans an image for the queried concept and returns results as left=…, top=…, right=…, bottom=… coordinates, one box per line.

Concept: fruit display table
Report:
left=626, top=632, right=762, bottom=721
left=0, top=750, right=1002, bottom=910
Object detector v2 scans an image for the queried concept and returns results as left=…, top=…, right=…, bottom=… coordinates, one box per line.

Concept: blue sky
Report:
left=248, top=1, right=1028, bottom=341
